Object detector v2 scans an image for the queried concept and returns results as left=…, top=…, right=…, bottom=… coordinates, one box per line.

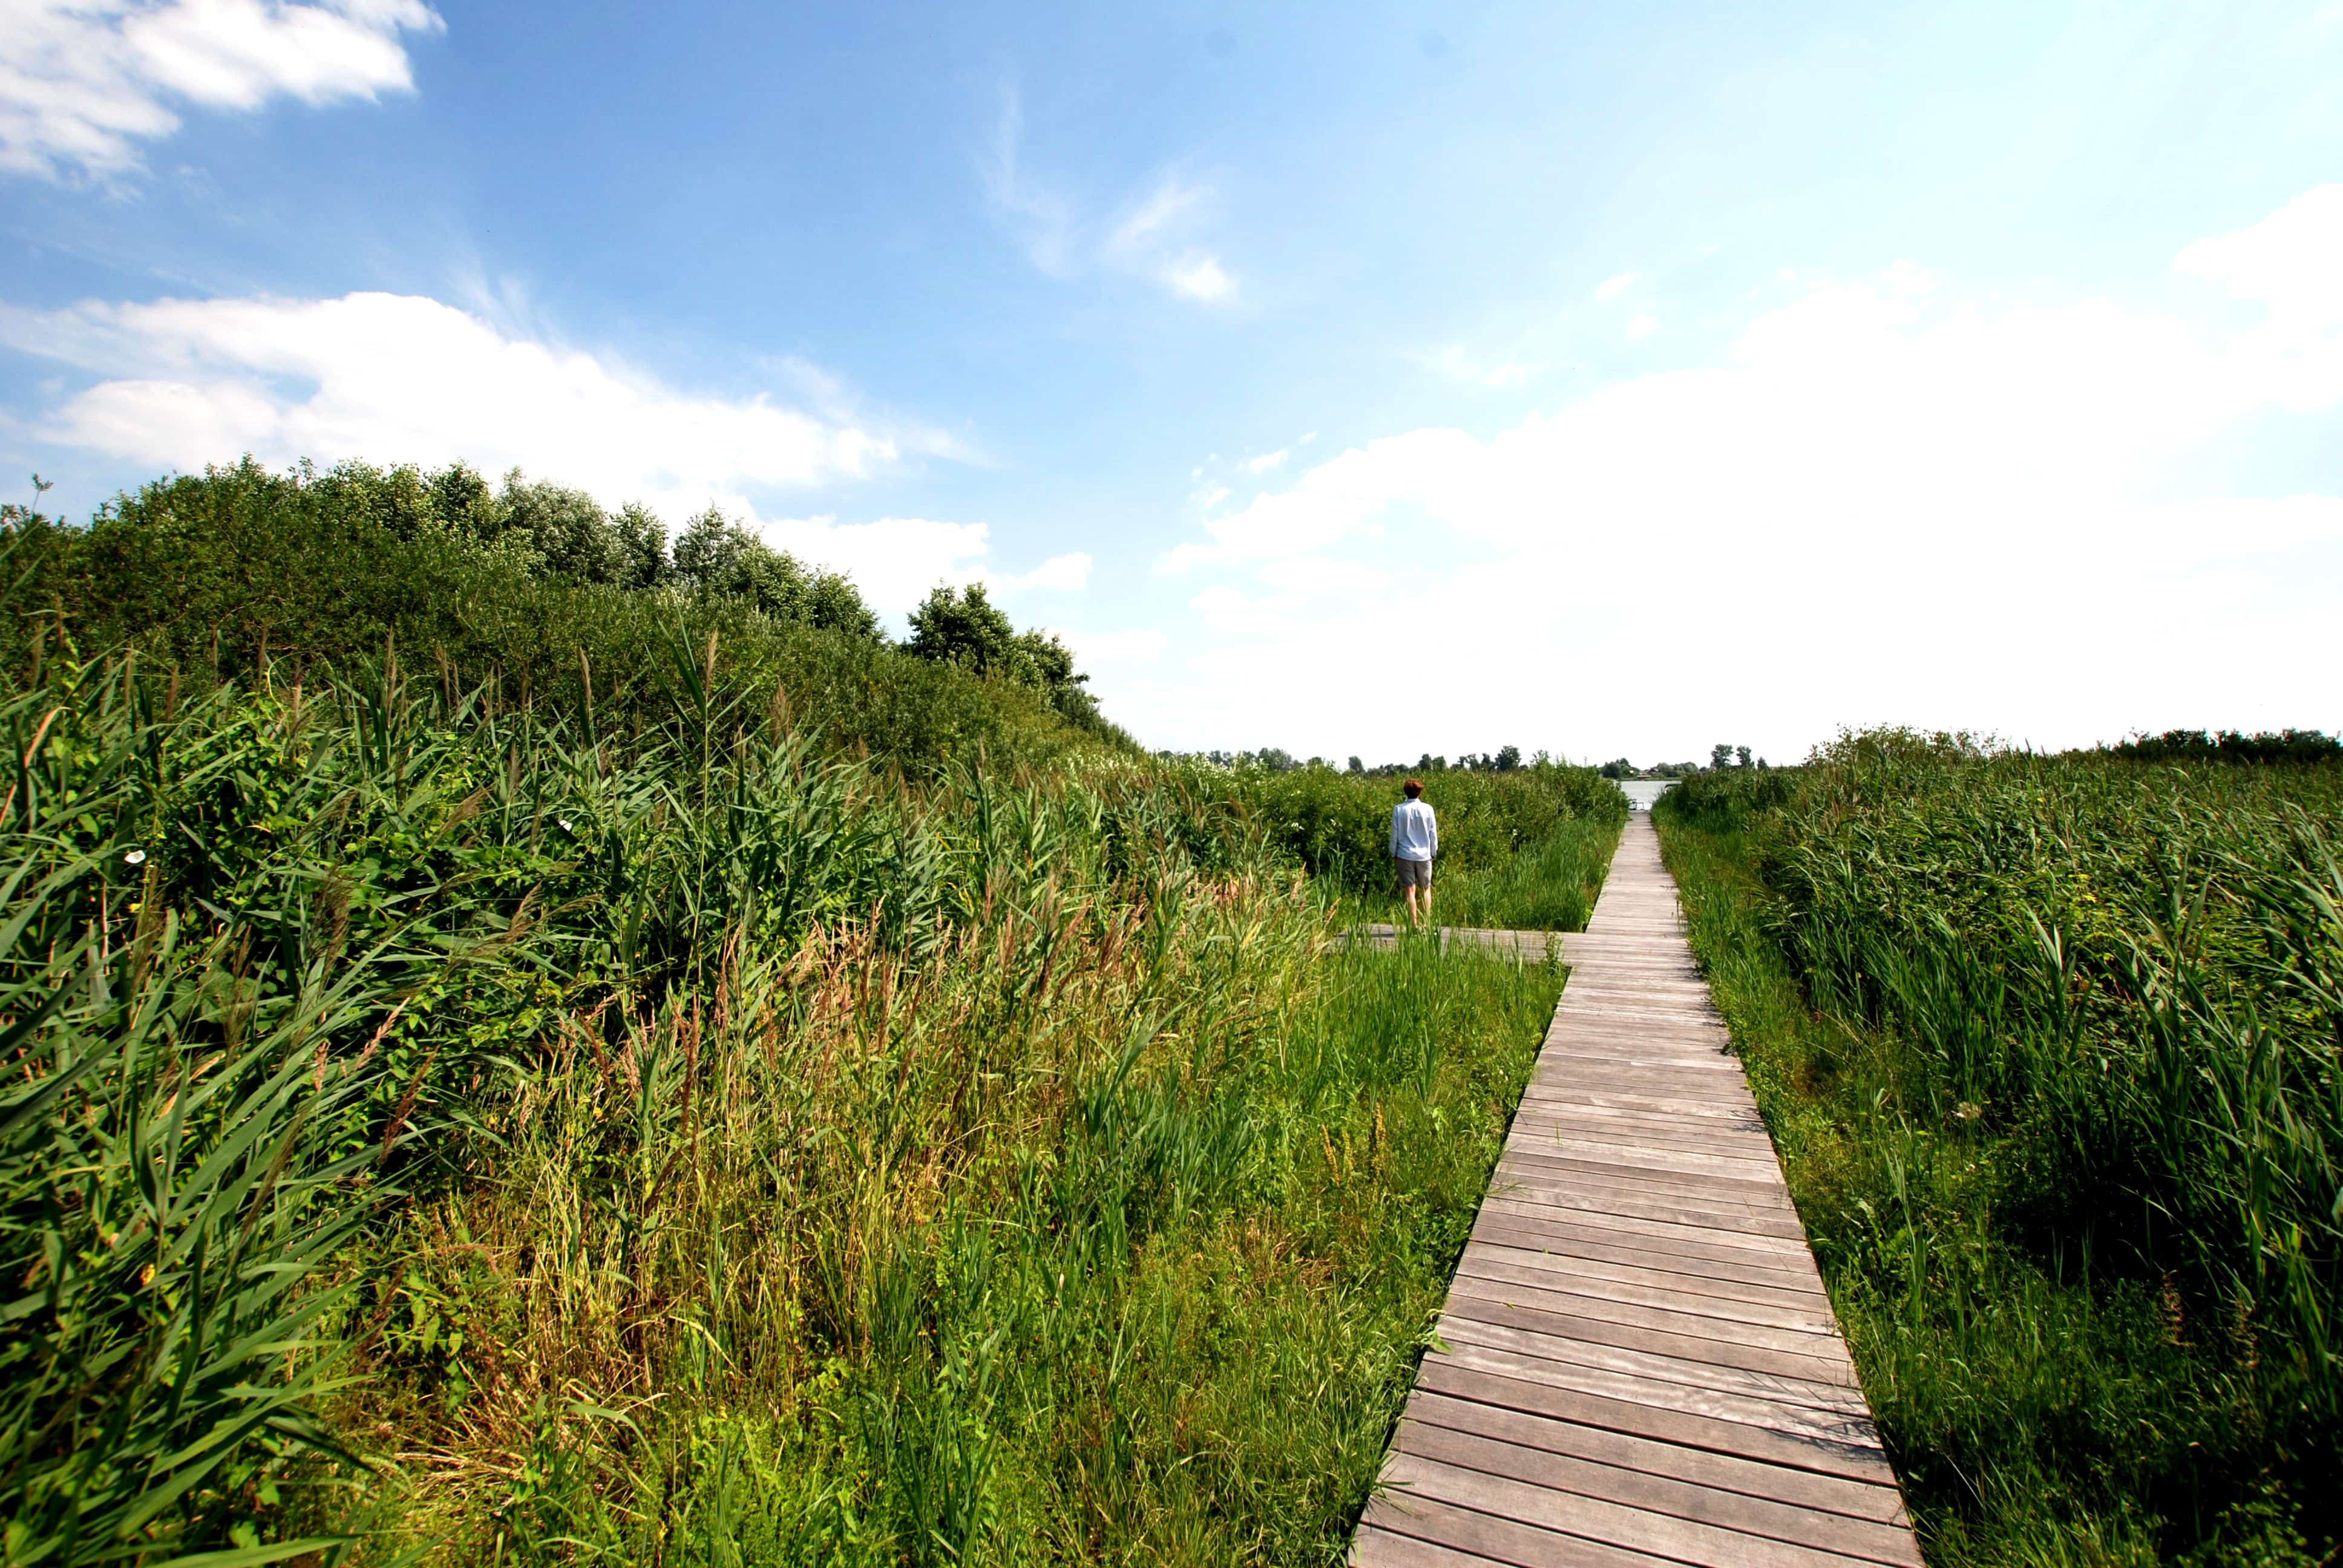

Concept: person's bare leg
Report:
left=1403, top=883, right=1420, bottom=927
left=1423, top=877, right=1434, bottom=926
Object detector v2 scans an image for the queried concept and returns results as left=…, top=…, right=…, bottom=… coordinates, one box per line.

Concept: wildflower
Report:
left=558, top=818, right=572, bottom=832
left=123, top=848, right=147, bottom=865
left=1956, top=1101, right=1982, bottom=1121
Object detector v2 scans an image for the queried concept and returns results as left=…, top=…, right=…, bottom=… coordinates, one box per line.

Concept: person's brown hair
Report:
left=1403, top=779, right=1423, bottom=798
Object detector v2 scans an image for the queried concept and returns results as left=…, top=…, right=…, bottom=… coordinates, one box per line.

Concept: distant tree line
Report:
left=1596, top=745, right=1764, bottom=779
left=2102, top=728, right=2341, bottom=765
left=1175, top=745, right=1537, bottom=776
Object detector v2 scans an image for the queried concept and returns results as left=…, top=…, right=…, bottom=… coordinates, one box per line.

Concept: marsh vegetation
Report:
left=0, top=469, right=1621, bottom=1566
left=1656, top=734, right=2343, bottom=1564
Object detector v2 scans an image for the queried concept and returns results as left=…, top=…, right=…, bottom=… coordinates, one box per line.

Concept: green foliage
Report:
left=904, top=583, right=1103, bottom=732
left=1654, top=730, right=2343, bottom=1562
left=5, top=462, right=1118, bottom=770
left=670, top=505, right=879, bottom=639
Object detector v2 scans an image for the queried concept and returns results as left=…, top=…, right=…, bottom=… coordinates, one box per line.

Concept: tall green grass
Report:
left=0, top=562, right=1566, bottom=1561
left=1656, top=733, right=2343, bottom=1564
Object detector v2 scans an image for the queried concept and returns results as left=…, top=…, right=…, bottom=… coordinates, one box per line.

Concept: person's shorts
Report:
left=1394, top=856, right=1434, bottom=890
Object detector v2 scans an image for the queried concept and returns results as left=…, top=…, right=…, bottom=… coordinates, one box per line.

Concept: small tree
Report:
left=906, top=583, right=1022, bottom=674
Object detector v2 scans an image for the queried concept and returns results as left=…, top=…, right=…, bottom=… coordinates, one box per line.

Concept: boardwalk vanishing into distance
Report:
left=1352, top=817, right=1924, bottom=1567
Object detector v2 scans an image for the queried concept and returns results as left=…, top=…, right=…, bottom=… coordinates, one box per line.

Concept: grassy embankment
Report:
left=1, top=470, right=1617, bottom=1566
left=1653, top=736, right=2342, bottom=1566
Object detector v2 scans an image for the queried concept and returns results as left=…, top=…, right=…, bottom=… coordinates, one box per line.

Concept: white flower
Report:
left=123, top=849, right=146, bottom=866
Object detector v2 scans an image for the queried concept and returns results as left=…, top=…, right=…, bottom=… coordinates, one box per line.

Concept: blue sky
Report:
left=4, top=1, right=2340, bottom=763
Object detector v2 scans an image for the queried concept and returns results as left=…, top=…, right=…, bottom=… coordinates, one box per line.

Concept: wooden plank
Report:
left=1463, top=1238, right=1831, bottom=1312
left=1353, top=818, right=1917, bottom=1565
left=1469, top=1218, right=1829, bottom=1296
left=1493, top=1154, right=1801, bottom=1216
left=1412, top=1359, right=1896, bottom=1485
left=1402, top=1390, right=1911, bottom=1526
left=1456, top=1250, right=1837, bottom=1332
left=1476, top=1197, right=1818, bottom=1263
left=1391, top=1430, right=1922, bottom=1567
left=1422, top=1343, right=1881, bottom=1456
left=1433, top=1312, right=1871, bottom=1421
left=1499, top=1117, right=1783, bottom=1165
left=1380, top=1453, right=1890, bottom=1568
left=1485, top=1174, right=1811, bottom=1241
left=1352, top=1524, right=1513, bottom=1567
left=1438, top=1290, right=1861, bottom=1390
left=1359, top=1491, right=1682, bottom=1568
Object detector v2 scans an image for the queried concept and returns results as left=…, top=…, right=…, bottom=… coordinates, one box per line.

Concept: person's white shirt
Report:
left=1390, top=799, right=1438, bottom=861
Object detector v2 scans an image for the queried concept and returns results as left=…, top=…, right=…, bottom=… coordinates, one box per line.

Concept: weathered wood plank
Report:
left=1401, top=1390, right=1912, bottom=1526
left=1433, top=1311, right=1872, bottom=1419
left=1391, top=1429, right=1923, bottom=1567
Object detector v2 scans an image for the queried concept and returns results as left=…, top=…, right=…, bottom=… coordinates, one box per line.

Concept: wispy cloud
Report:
left=1593, top=270, right=1642, bottom=301
left=978, top=86, right=1078, bottom=276
left=1623, top=313, right=1656, bottom=339
left=1243, top=448, right=1288, bottom=474
left=0, top=0, right=444, bottom=180
left=981, top=88, right=1237, bottom=305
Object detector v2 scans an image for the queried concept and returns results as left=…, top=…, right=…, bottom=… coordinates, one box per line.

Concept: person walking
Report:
left=1390, top=777, right=1438, bottom=929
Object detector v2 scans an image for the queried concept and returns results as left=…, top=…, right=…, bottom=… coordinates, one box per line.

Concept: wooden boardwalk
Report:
left=1352, top=817, right=1922, bottom=1567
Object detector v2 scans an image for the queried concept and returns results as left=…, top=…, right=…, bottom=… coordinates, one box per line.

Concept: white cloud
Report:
left=1161, top=252, right=1234, bottom=302
left=0, top=287, right=1084, bottom=621
left=1105, top=177, right=1237, bottom=303
left=2177, top=183, right=2343, bottom=330
left=981, top=94, right=1236, bottom=305
left=1254, top=555, right=1390, bottom=597
left=1143, top=187, right=2343, bottom=760
left=1622, top=313, right=1656, bottom=339
left=0, top=0, right=442, bottom=179
left=752, top=515, right=985, bottom=621
left=2, top=290, right=893, bottom=502
left=1593, top=271, right=1641, bottom=301
left=1061, top=627, right=1166, bottom=665
left=1244, top=448, right=1288, bottom=474
left=992, top=550, right=1092, bottom=592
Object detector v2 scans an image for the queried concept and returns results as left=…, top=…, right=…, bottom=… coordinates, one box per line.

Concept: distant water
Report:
left=1619, top=779, right=1675, bottom=812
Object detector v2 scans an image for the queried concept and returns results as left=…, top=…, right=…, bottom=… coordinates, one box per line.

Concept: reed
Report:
left=1655, top=732, right=2343, bottom=1563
